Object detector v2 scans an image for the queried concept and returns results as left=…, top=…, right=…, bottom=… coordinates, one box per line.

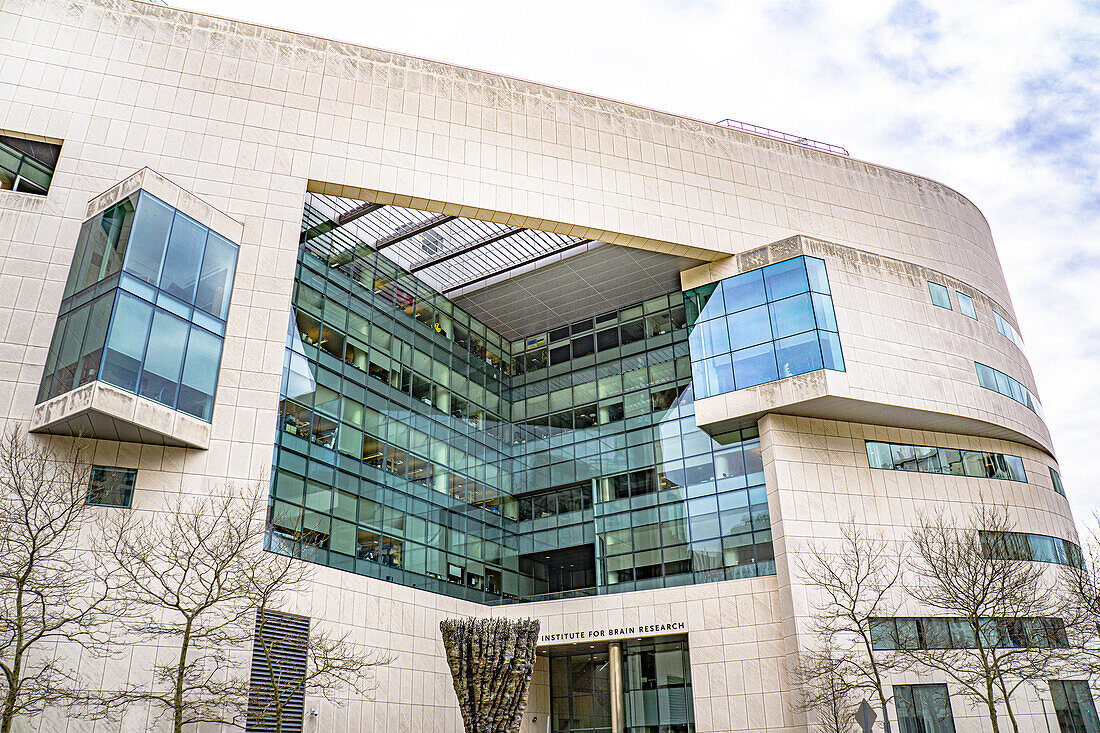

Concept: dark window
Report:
left=1051, top=466, right=1066, bottom=496
left=596, top=327, right=619, bottom=351
left=549, top=344, right=571, bottom=365
left=1051, top=681, right=1100, bottom=733
left=895, top=684, right=955, bottom=733
left=0, top=133, right=61, bottom=195
left=619, top=320, right=646, bottom=346
left=87, top=466, right=136, bottom=508
left=549, top=326, right=571, bottom=343
left=571, top=334, right=595, bottom=359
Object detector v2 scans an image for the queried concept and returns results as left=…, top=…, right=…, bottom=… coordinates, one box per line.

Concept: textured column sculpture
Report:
left=440, top=617, right=541, bottom=733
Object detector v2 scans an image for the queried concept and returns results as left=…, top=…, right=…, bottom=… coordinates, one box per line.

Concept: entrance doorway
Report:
left=545, top=635, right=694, bottom=733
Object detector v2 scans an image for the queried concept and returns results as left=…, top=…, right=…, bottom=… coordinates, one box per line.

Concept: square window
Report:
left=956, top=291, right=977, bottom=319
left=928, top=282, right=952, bottom=310
left=88, top=466, right=136, bottom=508
left=775, top=331, right=823, bottom=378
left=0, top=133, right=61, bottom=196
left=732, top=342, right=779, bottom=390
left=895, top=683, right=956, bottom=733
left=769, top=293, right=816, bottom=338
left=726, top=304, right=772, bottom=351
left=719, top=269, right=767, bottom=313
left=762, top=257, right=810, bottom=301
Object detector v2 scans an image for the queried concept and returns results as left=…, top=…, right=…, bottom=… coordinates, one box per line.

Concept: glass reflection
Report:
left=38, top=190, right=238, bottom=422
left=685, top=256, right=842, bottom=400
left=270, top=199, right=777, bottom=605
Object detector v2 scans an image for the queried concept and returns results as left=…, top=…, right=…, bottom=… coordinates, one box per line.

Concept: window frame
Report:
left=928, top=281, right=953, bottom=310
left=87, top=466, right=137, bottom=508
left=956, top=291, right=977, bottom=319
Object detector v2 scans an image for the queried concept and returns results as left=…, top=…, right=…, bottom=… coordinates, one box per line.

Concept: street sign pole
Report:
left=857, top=700, right=878, bottom=733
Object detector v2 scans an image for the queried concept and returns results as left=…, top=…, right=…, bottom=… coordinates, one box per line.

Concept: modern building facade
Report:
left=0, top=1, right=1091, bottom=731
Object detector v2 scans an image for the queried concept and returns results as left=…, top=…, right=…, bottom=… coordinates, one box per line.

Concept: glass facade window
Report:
left=684, top=256, right=842, bottom=400
left=623, top=637, right=694, bottom=733
left=550, top=649, right=611, bottom=733
left=87, top=466, right=136, bottom=508
left=956, top=291, right=977, bottom=319
left=980, top=531, right=1084, bottom=569
left=1051, top=681, right=1100, bottom=733
left=1051, top=466, right=1067, bottom=496
left=870, top=616, right=1068, bottom=651
left=866, top=441, right=1027, bottom=482
left=928, top=281, right=952, bottom=310
left=976, top=362, right=1042, bottom=417
left=993, top=310, right=1025, bottom=351
left=895, top=684, right=956, bottom=733
left=0, top=133, right=60, bottom=195
left=38, top=191, right=238, bottom=422
left=269, top=197, right=775, bottom=604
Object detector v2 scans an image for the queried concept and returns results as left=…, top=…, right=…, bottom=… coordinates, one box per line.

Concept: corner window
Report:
left=928, top=282, right=952, bottom=310
left=0, top=133, right=61, bottom=195
left=1050, top=680, right=1100, bottom=733
left=685, top=256, right=842, bottom=399
left=895, top=683, right=956, bottom=733
left=956, top=291, right=977, bottom=319
left=39, top=190, right=238, bottom=421
left=88, top=466, right=136, bottom=507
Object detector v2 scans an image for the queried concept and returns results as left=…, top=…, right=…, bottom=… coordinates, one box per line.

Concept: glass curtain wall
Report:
left=684, top=256, right=842, bottom=400
left=270, top=199, right=777, bottom=605
left=550, top=649, right=612, bottom=733
left=38, top=191, right=238, bottom=421
left=623, top=637, right=694, bottom=733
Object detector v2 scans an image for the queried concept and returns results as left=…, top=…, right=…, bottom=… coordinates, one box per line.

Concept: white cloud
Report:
left=173, top=0, right=1100, bottom=521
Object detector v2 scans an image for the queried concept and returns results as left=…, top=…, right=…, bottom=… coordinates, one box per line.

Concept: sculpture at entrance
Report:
left=439, top=617, right=541, bottom=733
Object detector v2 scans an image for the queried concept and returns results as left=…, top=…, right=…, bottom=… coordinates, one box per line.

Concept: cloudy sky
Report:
left=173, top=0, right=1100, bottom=520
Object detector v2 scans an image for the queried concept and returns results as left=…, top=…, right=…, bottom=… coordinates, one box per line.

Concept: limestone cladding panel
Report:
left=760, top=412, right=1077, bottom=733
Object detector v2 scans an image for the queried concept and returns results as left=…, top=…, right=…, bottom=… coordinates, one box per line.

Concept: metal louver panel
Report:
left=246, top=609, right=310, bottom=733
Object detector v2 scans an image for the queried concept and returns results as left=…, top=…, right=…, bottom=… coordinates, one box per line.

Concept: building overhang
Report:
left=29, top=381, right=211, bottom=449
left=694, top=369, right=1051, bottom=455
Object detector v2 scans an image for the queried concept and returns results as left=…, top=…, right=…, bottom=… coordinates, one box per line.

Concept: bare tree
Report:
left=102, top=485, right=391, bottom=733
left=1057, top=512, right=1100, bottom=673
left=902, top=504, right=1085, bottom=733
left=246, top=541, right=393, bottom=733
left=797, top=521, right=902, bottom=733
left=101, top=487, right=265, bottom=732
left=790, top=645, right=858, bottom=733
left=0, top=427, right=117, bottom=733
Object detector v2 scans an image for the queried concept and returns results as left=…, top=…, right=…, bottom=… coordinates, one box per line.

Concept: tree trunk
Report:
left=174, top=620, right=193, bottom=733
left=1, top=683, right=15, bottom=733
left=985, top=681, right=1002, bottom=733
left=1002, top=693, right=1021, bottom=733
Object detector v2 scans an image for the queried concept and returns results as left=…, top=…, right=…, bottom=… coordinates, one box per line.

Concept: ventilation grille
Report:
left=246, top=609, right=310, bottom=733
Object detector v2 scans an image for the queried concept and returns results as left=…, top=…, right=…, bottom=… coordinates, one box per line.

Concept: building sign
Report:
left=538, top=621, right=686, bottom=645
